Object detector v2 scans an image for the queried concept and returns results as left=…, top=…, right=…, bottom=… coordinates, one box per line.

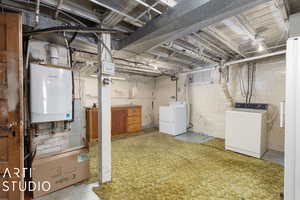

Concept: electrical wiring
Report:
left=5, top=0, right=116, bottom=66
left=72, top=49, right=162, bottom=74
left=240, top=63, right=256, bottom=104
left=246, top=64, right=250, bottom=104
left=248, top=63, right=256, bottom=103
left=239, top=67, right=247, bottom=98
left=24, top=25, right=127, bottom=35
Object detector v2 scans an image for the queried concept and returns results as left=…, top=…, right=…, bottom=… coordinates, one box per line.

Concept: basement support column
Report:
left=285, top=12, right=300, bottom=200
left=97, top=33, right=112, bottom=183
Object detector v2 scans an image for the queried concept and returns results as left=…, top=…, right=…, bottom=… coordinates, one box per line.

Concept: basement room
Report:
left=0, top=0, right=300, bottom=200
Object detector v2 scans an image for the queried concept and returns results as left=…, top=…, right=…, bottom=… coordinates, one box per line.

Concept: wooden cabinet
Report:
left=112, top=105, right=142, bottom=136
left=111, top=108, right=128, bottom=136
left=86, top=105, right=142, bottom=139
left=86, top=107, right=98, bottom=143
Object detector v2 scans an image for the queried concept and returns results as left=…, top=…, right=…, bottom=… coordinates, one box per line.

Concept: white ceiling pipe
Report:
left=180, top=50, right=286, bottom=75
left=245, top=44, right=286, bottom=54
left=117, top=64, right=161, bottom=74
left=224, top=50, right=286, bottom=66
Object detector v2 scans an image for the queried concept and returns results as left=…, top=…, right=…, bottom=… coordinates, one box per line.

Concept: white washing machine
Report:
left=159, top=102, right=187, bottom=136
left=225, top=108, right=268, bottom=158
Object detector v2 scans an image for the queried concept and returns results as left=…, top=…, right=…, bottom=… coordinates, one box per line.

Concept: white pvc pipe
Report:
left=224, top=50, right=286, bottom=66
left=49, top=44, right=59, bottom=65
left=280, top=101, right=285, bottom=128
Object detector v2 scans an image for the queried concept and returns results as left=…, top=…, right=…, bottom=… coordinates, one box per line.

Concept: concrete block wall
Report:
left=231, top=56, right=286, bottom=151
left=154, top=56, right=286, bottom=152
left=74, top=74, right=156, bottom=128
left=153, top=76, right=177, bottom=125
left=28, top=39, right=285, bottom=152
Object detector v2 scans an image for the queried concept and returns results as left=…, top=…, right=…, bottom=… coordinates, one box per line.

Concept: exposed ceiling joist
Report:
left=133, top=0, right=162, bottom=15
left=233, top=15, right=269, bottom=53
left=272, top=0, right=289, bottom=32
left=183, top=35, right=229, bottom=59
left=192, top=33, right=231, bottom=57
left=102, top=0, right=140, bottom=26
left=205, top=27, right=246, bottom=58
left=114, top=50, right=189, bottom=71
left=41, top=0, right=101, bottom=23
left=150, top=49, right=200, bottom=68
left=118, top=0, right=272, bottom=54
left=161, top=42, right=218, bottom=65
left=89, top=0, right=144, bottom=27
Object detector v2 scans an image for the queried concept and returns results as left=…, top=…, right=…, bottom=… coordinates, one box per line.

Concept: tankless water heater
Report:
left=30, top=63, right=73, bottom=123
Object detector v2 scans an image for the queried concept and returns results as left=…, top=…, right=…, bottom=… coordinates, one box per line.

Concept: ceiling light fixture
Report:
left=258, top=44, right=264, bottom=52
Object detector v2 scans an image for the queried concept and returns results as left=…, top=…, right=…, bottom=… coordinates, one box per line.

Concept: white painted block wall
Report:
left=29, top=39, right=285, bottom=152
left=74, top=74, right=155, bottom=128
left=154, top=56, right=285, bottom=152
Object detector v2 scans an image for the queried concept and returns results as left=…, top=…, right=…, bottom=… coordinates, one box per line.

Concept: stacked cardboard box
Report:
left=32, top=148, right=90, bottom=198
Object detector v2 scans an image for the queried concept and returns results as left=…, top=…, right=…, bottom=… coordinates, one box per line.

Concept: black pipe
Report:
left=70, top=49, right=75, bottom=122
left=176, top=78, right=178, bottom=101
left=24, top=25, right=128, bottom=36
left=66, top=33, right=77, bottom=122
left=245, top=63, right=250, bottom=104
left=68, top=32, right=78, bottom=45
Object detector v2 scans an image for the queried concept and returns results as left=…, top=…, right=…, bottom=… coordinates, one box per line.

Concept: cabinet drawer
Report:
left=127, top=116, right=141, bottom=125
left=127, top=107, right=141, bottom=117
left=127, top=124, right=141, bottom=133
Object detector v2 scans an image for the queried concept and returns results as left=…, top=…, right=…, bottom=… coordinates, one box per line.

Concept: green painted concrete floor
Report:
left=92, top=132, right=283, bottom=200
left=35, top=131, right=284, bottom=200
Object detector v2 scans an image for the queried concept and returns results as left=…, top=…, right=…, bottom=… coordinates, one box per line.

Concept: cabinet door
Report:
left=0, top=13, right=24, bottom=200
left=111, top=109, right=127, bottom=136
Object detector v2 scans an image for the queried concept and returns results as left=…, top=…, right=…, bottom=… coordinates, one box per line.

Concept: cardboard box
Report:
left=32, top=148, right=90, bottom=198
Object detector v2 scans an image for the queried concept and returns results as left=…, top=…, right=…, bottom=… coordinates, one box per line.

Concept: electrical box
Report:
left=102, top=61, right=115, bottom=75
left=30, top=63, right=73, bottom=123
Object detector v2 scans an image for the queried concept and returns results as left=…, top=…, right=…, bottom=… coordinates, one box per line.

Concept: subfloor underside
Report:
left=89, top=132, right=283, bottom=200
